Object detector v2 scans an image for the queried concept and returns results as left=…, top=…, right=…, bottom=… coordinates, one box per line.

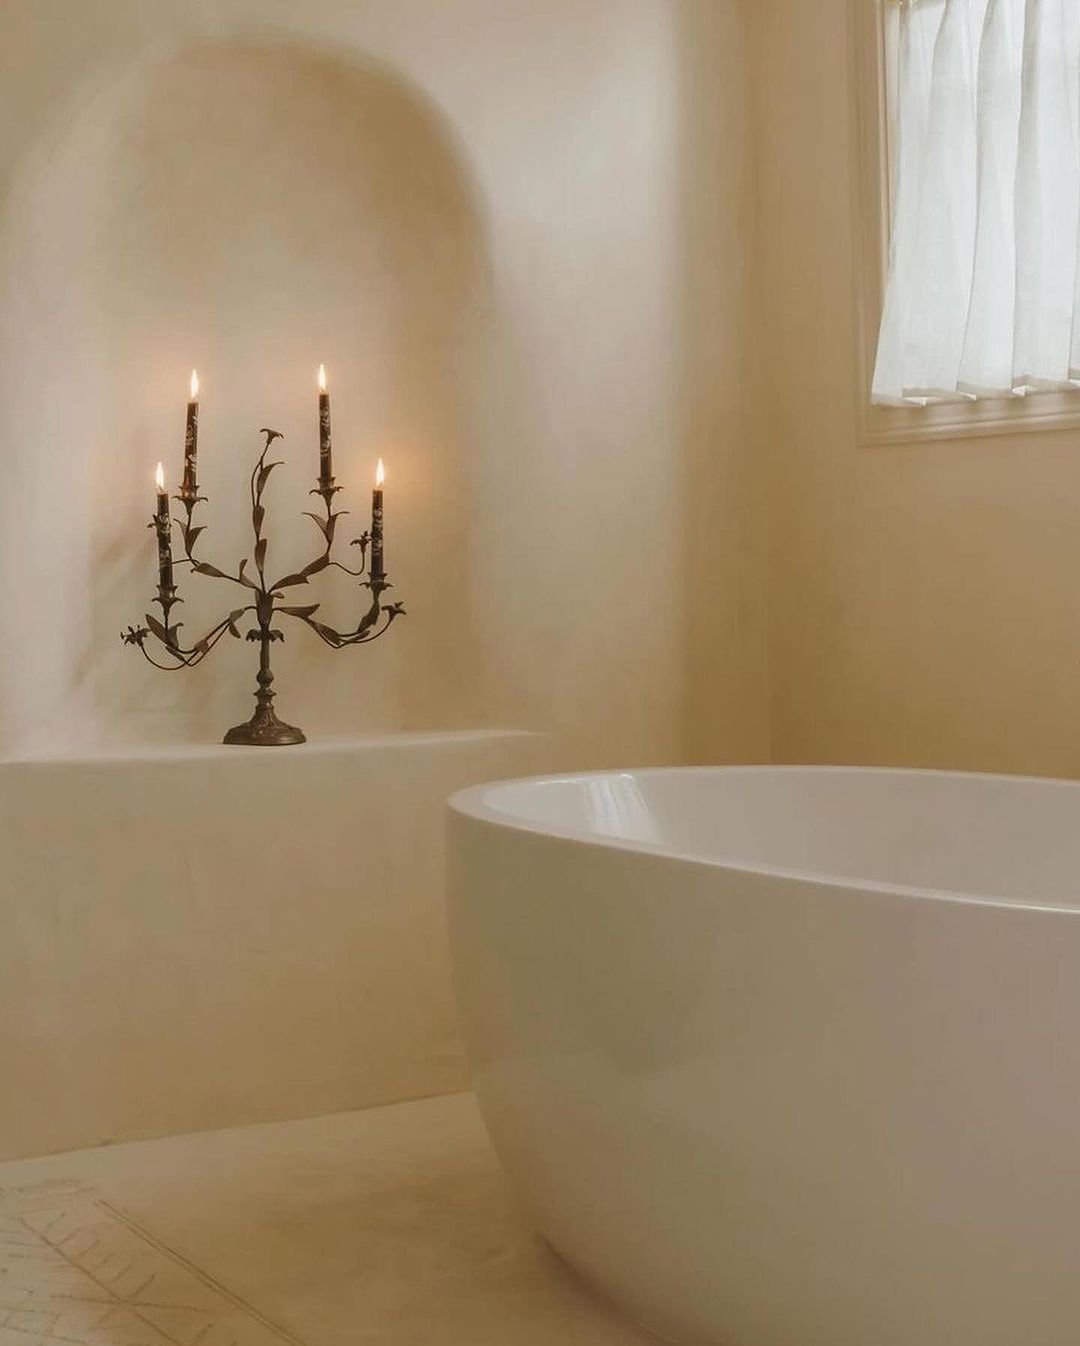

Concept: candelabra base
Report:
left=223, top=707, right=306, bottom=747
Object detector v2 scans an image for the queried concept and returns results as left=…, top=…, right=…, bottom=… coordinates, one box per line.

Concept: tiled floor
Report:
left=0, top=1092, right=657, bottom=1346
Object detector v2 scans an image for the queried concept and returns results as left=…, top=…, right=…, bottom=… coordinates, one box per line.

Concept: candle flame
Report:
left=318, top=363, right=327, bottom=393
left=375, top=457, right=386, bottom=487
left=190, top=369, right=199, bottom=400
left=155, top=462, right=166, bottom=492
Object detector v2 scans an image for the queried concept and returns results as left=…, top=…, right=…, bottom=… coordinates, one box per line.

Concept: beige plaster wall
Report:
left=748, top=0, right=1080, bottom=778
left=0, top=0, right=767, bottom=769
left=677, top=0, right=771, bottom=766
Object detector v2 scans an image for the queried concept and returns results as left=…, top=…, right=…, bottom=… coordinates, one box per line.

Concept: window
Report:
left=854, top=0, right=1080, bottom=442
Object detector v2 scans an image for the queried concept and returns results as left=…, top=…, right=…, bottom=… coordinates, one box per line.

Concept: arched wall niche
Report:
left=0, top=37, right=500, bottom=755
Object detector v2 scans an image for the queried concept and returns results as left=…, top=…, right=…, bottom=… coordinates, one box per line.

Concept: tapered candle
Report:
left=155, top=462, right=174, bottom=590
left=182, top=369, right=199, bottom=498
left=318, top=363, right=333, bottom=488
left=371, top=457, right=385, bottom=583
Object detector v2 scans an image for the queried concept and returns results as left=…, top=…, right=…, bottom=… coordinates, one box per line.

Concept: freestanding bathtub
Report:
left=447, top=767, right=1080, bottom=1346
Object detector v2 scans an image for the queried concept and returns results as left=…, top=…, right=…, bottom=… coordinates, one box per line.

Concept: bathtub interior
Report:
left=459, top=767, right=1080, bottom=908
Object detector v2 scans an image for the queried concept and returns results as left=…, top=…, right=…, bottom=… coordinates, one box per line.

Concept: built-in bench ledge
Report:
left=0, top=727, right=544, bottom=767
left=0, top=728, right=548, bottom=1163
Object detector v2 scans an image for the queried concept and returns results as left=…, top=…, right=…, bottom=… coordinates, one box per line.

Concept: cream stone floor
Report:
left=0, top=1092, right=657, bottom=1346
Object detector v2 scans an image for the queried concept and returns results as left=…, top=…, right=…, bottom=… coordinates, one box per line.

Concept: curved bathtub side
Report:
left=447, top=804, right=1080, bottom=1346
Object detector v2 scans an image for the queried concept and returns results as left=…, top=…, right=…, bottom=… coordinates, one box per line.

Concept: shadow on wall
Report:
left=0, top=38, right=498, bottom=754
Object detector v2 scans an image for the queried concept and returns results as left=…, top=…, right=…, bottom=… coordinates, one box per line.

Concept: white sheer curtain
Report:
left=873, top=0, right=1080, bottom=405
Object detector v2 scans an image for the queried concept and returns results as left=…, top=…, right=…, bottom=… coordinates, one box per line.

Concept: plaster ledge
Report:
left=0, top=727, right=546, bottom=769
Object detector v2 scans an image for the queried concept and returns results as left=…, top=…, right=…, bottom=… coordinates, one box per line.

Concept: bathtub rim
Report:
left=448, top=763, right=1080, bottom=917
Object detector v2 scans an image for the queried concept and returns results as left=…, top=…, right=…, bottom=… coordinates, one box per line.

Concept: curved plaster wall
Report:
left=0, top=0, right=760, bottom=768
left=0, top=40, right=490, bottom=753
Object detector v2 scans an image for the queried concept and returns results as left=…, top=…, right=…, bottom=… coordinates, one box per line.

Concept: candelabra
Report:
left=122, top=428, right=405, bottom=746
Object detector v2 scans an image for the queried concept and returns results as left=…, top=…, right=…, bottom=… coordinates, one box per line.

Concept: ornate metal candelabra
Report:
left=122, top=428, right=405, bottom=746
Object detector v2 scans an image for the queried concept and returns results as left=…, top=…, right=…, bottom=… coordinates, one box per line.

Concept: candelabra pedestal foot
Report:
left=223, top=641, right=306, bottom=746
left=223, top=707, right=306, bottom=747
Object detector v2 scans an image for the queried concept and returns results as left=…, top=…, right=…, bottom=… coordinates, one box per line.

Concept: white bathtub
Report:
left=448, top=767, right=1080, bottom=1346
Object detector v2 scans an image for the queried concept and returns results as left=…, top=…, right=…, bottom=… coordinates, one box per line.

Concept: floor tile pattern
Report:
left=0, top=1180, right=304, bottom=1346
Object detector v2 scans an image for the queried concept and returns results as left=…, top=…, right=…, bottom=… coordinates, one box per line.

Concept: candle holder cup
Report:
left=123, top=428, right=404, bottom=746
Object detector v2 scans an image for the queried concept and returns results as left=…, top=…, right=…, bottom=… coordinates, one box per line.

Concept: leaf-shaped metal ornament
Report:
left=145, top=613, right=171, bottom=646
left=356, top=601, right=380, bottom=638
left=303, top=511, right=332, bottom=543
left=303, top=554, right=330, bottom=578
left=193, top=560, right=227, bottom=579
left=252, top=504, right=266, bottom=536
left=280, top=603, right=321, bottom=619
left=255, top=537, right=267, bottom=572
left=274, top=571, right=310, bottom=589
left=310, top=619, right=345, bottom=647
left=256, top=461, right=282, bottom=498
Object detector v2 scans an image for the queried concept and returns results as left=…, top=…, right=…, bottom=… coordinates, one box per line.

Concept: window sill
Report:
left=858, top=392, right=1080, bottom=447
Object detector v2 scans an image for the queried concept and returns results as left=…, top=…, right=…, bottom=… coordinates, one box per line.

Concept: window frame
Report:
left=851, top=0, right=1080, bottom=445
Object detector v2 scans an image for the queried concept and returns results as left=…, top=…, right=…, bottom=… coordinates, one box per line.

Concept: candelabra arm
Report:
left=122, top=604, right=255, bottom=670
left=277, top=580, right=405, bottom=650
left=173, top=485, right=262, bottom=597
left=248, top=428, right=287, bottom=591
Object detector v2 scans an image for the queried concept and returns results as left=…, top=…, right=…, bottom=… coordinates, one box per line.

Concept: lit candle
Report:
left=155, top=462, right=174, bottom=590
left=318, top=363, right=333, bottom=488
left=182, top=369, right=199, bottom=498
left=371, top=457, right=385, bottom=583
